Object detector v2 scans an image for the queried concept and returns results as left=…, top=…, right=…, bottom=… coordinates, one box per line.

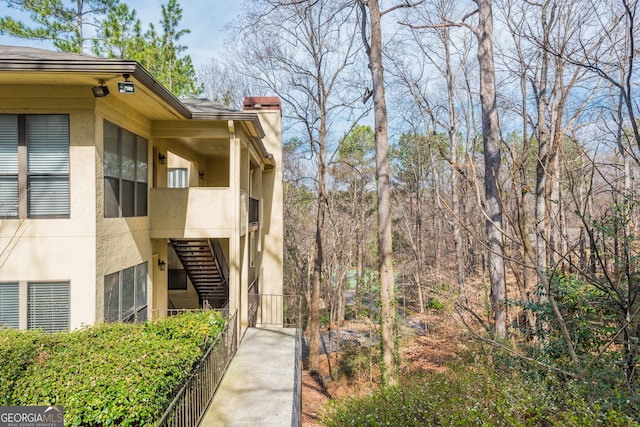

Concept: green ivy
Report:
left=0, top=311, right=225, bottom=426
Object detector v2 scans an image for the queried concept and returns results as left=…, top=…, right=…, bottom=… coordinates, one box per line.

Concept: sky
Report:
left=0, top=0, right=241, bottom=71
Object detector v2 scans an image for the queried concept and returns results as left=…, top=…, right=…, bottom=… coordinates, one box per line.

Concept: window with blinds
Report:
left=103, top=121, right=148, bottom=218
left=104, top=262, right=148, bottom=323
left=0, top=116, right=18, bottom=218
left=168, top=168, right=188, bottom=188
left=27, top=282, right=70, bottom=333
left=27, top=115, right=70, bottom=217
left=0, top=282, right=19, bottom=329
left=0, top=114, right=69, bottom=219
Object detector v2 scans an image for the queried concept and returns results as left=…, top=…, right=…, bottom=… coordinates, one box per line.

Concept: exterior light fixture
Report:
left=199, top=171, right=205, bottom=180
left=158, top=259, right=166, bottom=271
left=158, top=152, right=166, bottom=165
left=118, top=73, right=135, bottom=94
left=92, top=80, right=109, bottom=98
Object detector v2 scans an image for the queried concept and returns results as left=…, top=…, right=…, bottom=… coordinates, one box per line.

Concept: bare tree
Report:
left=400, top=0, right=506, bottom=339
left=358, top=0, right=424, bottom=383
left=474, top=0, right=507, bottom=340
left=393, top=0, right=477, bottom=300
left=390, top=131, right=436, bottom=313
left=197, top=58, right=253, bottom=108
left=330, top=125, right=377, bottom=317
left=228, top=0, right=362, bottom=372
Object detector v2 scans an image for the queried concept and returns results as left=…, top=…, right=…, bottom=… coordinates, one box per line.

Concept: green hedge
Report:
left=0, top=311, right=226, bottom=426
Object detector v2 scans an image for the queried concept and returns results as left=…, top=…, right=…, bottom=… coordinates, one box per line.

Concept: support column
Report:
left=228, top=121, right=243, bottom=337
left=151, top=240, right=168, bottom=318
left=240, top=146, right=250, bottom=333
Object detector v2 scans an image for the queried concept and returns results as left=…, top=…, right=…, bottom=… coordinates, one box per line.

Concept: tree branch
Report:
left=357, top=0, right=371, bottom=56
left=454, top=305, right=581, bottom=379
left=381, top=0, right=425, bottom=16
left=399, top=9, right=478, bottom=33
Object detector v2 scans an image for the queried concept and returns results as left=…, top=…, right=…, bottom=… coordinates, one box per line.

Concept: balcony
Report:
left=150, top=188, right=251, bottom=238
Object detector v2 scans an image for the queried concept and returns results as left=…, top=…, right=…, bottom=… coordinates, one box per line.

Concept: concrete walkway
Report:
left=200, top=327, right=297, bottom=427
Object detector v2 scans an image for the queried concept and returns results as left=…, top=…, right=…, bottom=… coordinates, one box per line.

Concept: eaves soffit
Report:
left=0, top=45, right=191, bottom=120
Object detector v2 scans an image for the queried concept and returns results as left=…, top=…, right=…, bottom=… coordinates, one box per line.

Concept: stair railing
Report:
left=209, top=238, right=229, bottom=287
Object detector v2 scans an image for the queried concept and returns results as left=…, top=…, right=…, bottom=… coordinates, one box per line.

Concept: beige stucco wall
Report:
left=207, top=158, right=230, bottom=187
left=254, top=109, right=284, bottom=297
left=0, top=83, right=284, bottom=331
left=166, top=151, right=200, bottom=187
left=94, top=104, right=154, bottom=323
left=149, top=188, right=247, bottom=238
left=0, top=86, right=98, bottom=329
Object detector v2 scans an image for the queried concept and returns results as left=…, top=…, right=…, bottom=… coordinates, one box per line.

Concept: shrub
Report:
left=0, top=329, right=55, bottom=405
left=427, top=297, right=445, bottom=312
left=1, top=311, right=226, bottom=426
left=323, top=359, right=637, bottom=426
left=143, top=310, right=226, bottom=349
left=337, top=341, right=378, bottom=381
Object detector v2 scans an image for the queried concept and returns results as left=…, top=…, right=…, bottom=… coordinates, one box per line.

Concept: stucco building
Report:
left=0, top=46, right=283, bottom=335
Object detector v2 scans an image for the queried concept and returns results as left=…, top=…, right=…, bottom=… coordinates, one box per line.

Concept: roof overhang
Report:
left=0, top=45, right=191, bottom=119
left=0, top=46, right=275, bottom=165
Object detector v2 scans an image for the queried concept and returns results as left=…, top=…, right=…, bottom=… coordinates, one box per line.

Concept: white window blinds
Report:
left=0, top=115, right=18, bottom=172
left=26, top=115, right=70, bottom=217
left=168, top=168, right=188, bottom=188
left=26, top=115, right=69, bottom=173
left=27, top=282, right=70, bottom=333
left=0, top=282, right=19, bottom=329
left=0, top=115, right=18, bottom=218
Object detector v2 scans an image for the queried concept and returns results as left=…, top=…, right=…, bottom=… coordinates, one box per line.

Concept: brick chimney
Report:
left=243, top=96, right=281, bottom=111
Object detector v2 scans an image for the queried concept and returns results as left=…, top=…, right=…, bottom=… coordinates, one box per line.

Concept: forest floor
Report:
left=301, top=311, right=468, bottom=426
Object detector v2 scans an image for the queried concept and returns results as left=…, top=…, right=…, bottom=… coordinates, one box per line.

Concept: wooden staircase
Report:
left=169, top=238, right=228, bottom=308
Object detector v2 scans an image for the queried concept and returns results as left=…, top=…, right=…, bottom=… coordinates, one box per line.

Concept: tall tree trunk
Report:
left=513, top=23, right=538, bottom=333
left=308, top=105, right=328, bottom=371
left=548, top=55, right=564, bottom=271
left=415, top=188, right=425, bottom=313
left=534, top=2, right=551, bottom=312
left=361, top=0, right=397, bottom=383
left=476, top=0, right=506, bottom=340
left=443, top=28, right=465, bottom=299
left=308, top=164, right=326, bottom=371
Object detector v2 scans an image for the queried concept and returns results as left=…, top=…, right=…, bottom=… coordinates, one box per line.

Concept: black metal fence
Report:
left=249, top=293, right=301, bottom=328
left=151, top=308, right=229, bottom=318
left=156, top=310, right=238, bottom=427
left=292, top=305, right=303, bottom=427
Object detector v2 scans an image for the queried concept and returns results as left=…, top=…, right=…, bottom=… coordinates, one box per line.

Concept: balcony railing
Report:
left=248, top=278, right=259, bottom=325
left=156, top=310, right=238, bottom=427
left=150, top=188, right=251, bottom=238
